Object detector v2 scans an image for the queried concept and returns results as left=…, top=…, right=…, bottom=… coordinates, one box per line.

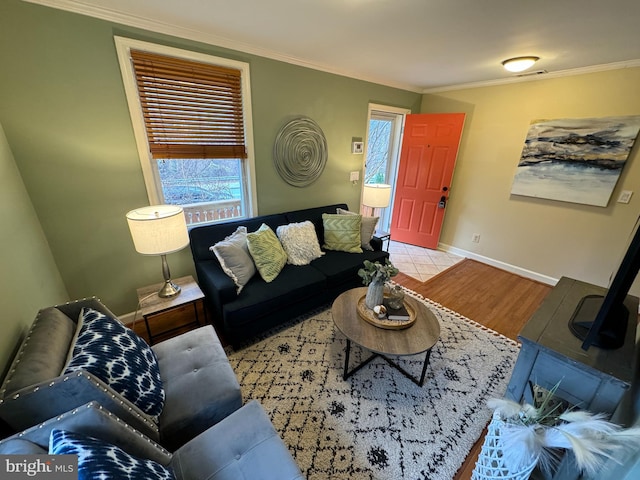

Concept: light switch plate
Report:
left=618, top=190, right=633, bottom=204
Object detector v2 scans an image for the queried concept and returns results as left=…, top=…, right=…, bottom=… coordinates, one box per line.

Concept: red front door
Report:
left=390, top=113, right=465, bottom=249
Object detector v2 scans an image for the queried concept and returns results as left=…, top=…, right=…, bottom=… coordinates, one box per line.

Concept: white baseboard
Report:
left=438, top=243, right=559, bottom=286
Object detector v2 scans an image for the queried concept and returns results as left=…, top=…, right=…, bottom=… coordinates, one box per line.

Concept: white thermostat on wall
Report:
left=352, top=141, right=364, bottom=154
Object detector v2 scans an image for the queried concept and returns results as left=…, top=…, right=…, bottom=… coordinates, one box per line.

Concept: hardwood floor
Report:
left=395, top=258, right=553, bottom=480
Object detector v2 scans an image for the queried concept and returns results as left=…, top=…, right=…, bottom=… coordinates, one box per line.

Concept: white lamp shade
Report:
left=126, top=205, right=189, bottom=255
left=362, top=184, right=392, bottom=208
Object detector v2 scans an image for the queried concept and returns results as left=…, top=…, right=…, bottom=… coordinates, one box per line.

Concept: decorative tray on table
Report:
left=356, top=295, right=417, bottom=330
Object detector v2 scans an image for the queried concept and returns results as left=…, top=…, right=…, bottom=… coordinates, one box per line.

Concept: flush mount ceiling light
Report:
left=502, top=56, right=540, bottom=73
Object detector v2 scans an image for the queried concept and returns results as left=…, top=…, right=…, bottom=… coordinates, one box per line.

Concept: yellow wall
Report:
left=422, top=68, right=640, bottom=295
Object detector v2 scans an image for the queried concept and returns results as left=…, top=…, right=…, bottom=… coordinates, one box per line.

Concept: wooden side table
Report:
left=136, top=275, right=206, bottom=344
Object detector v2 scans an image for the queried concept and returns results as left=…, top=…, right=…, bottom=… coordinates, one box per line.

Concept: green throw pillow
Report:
left=247, top=224, right=288, bottom=282
left=336, top=208, right=379, bottom=251
left=322, top=213, right=363, bottom=253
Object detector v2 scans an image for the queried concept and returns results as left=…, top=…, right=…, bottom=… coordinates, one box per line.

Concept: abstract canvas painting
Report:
left=511, top=115, right=640, bottom=207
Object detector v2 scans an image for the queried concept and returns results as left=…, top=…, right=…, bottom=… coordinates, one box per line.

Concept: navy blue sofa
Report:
left=189, top=204, right=389, bottom=347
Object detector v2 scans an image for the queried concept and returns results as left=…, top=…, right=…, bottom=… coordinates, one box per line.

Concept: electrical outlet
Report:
left=472, top=233, right=481, bottom=243
left=349, top=171, right=359, bottom=182
left=618, top=190, right=633, bottom=204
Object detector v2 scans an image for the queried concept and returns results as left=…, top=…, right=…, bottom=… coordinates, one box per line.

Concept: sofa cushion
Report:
left=50, top=429, right=176, bottom=480
left=170, top=401, right=304, bottom=480
left=0, top=307, right=75, bottom=397
left=64, top=308, right=165, bottom=419
left=337, top=207, right=379, bottom=251
left=276, top=221, right=324, bottom=266
left=322, top=213, right=363, bottom=253
left=284, top=203, right=348, bottom=245
left=311, top=248, right=389, bottom=286
left=222, top=264, right=327, bottom=327
left=153, top=326, right=242, bottom=451
left=247, top=224, right=288, bottom=282
left=210, top=226, right=256, bottom=294
left=189, top=214, right=288, bottom=264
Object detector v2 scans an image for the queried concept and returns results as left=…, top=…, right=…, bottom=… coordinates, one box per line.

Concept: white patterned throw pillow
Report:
left=276, top=221, right=324, bottom=266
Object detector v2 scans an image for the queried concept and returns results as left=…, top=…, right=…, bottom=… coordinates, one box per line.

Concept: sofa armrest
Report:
left=0, top=371, right=159, bottom=441
left=55, top=296, right=119, bottom=322
left=0, top=402, right=171, bottom=465
left=370, top=235, right=384, bottom=251
left=195, top=260, right=238, bottom=319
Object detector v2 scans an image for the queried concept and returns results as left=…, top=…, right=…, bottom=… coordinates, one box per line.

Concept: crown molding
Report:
left=21, top=1, right=640, bottom=96
left=22, top=0, right=424, bottom=93
left=423, top=60, right=640, bottom=94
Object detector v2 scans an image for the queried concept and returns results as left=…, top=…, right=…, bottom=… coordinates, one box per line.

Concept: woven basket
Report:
left=472, top=412, right=538, bottom=480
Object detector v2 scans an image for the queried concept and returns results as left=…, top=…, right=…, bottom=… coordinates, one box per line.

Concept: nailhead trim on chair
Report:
left=1, top=297, right=96, bottom=397
left=8, top=402, right=170, bottom=455
left=1, top=297, right=159, bottom=435
left=1, top=371, right=159, bottom=434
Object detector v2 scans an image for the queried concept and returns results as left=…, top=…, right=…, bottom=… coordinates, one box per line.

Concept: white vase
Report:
left=365, top=277, right=385, bottom=309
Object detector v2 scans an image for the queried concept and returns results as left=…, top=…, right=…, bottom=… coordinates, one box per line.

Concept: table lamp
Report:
left=362, top=183, right=392, bottom=217
left=126, top=205, right=189, bottom=298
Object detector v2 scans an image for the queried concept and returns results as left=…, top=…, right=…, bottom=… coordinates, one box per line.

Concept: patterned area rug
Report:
left=227, top=288, right=520, bottom=480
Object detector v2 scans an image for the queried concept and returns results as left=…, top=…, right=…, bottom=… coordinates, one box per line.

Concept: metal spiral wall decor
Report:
left=273, top=117, right=328, bottom=187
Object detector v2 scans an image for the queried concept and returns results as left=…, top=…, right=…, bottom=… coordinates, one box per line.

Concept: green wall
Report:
left=0, top=122, right=68, bottom=376
left=0, top=0, right=421, bottom=315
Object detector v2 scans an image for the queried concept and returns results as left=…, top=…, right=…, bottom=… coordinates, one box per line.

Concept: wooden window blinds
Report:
left=130, top=50, right=247, bottom=159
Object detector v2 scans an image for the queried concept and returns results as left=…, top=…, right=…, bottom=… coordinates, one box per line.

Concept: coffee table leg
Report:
left=379, top=348, right=433, bottom=387
left=418, top=348, right=433, bottom=387
left=343, top=340, right=379, bottom=381
left=343, top=339, right=351, bottom=380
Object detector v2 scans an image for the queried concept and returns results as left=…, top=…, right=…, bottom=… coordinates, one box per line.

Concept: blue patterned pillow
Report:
left=50, top=429, right=175, bottom=480
left=64, top=308, right=165, bottom=418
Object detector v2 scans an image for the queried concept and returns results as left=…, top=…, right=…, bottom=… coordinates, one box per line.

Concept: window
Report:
left=115, top=37, right=256, bottom=225
left=363, top=104, right=409, bottom=231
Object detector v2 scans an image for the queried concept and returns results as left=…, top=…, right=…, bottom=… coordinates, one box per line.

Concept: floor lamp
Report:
left=362, top=184, right=392, bottom=218
left=126, top=205, right=190, bottom=298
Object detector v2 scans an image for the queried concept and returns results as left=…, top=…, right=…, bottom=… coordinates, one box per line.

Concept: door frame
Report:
left=363, top=103, right=411, bottom=232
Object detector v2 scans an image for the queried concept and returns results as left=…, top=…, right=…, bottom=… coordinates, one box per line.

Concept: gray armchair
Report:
left=0, top=401, right=304, bottom=480
left=0, top=297, right=242, bottom=451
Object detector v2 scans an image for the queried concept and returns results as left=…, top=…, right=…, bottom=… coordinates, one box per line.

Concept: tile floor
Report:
left=387, top=240, right=464, bottom=282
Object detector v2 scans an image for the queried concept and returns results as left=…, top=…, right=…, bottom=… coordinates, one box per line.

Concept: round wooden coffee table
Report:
left=331, top=287, right=440, bottom=386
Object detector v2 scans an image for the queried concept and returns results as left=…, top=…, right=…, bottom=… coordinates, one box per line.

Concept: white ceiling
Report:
left=28, top=0, right=640, bottom=92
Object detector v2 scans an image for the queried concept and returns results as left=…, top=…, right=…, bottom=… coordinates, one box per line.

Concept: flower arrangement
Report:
left=357, top=259, right=399, bottom=285
left=483, top=385, right=640, bottom=477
